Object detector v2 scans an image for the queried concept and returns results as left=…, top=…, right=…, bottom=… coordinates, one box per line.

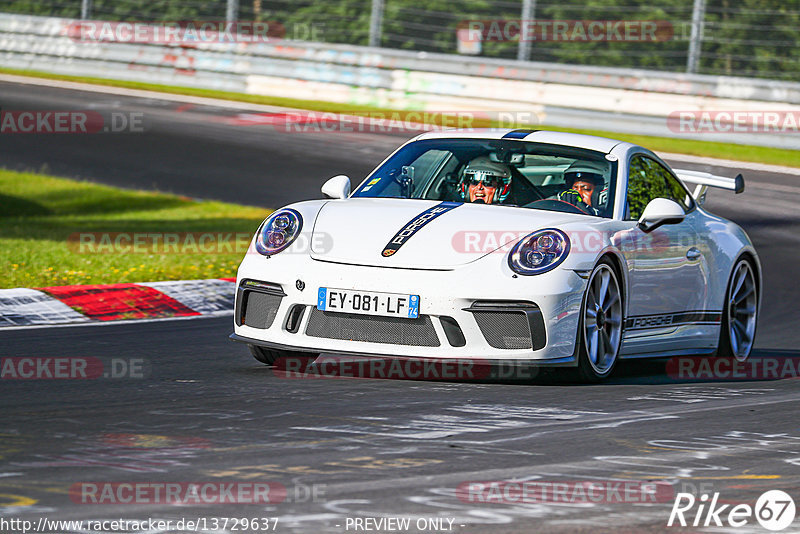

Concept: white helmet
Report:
left=461, top=156, right=512, bottom=203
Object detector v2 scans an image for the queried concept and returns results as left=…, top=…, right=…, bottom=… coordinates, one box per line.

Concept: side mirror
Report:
left=321, top=175, right=351, bottom=199
left=638, top=198, right=685, bottom=232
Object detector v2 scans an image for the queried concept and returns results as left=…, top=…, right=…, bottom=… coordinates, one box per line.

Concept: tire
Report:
left=576, top=260, right=624, bottom=382
left=248, top=345, right=319, bottom=366
left=716, top=258, right=758, bottom=361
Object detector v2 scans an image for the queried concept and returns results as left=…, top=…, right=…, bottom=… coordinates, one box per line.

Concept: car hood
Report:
left=310, top=198, right=583, bottom=269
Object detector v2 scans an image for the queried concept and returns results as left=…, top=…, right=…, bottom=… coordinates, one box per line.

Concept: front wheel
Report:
left=576, top=261, right=624, bottom=382
left=249, top=345, right=319, bottom=366
left=716, top=258, right=758, bottom=361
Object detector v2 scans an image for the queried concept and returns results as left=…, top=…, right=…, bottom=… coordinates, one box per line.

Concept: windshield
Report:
left=352, top=138, right=618, bottom=218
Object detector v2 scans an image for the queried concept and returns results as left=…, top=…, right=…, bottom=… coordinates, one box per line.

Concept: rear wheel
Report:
left=716, top=258, right=758, bottom=361
left=248, top=345, right=319, bottom=366
left=576, top=260, right=623, bottom=382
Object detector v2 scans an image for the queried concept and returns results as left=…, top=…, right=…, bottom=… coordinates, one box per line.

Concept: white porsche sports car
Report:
left=230, top=129, right=760, bottom=381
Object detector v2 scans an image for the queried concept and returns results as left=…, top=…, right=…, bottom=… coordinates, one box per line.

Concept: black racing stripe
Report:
left=625, top=311, right=723, bottom=330
left=501, top=129, right=538, bottom=139
left=381, top=201, right=461, bottom=257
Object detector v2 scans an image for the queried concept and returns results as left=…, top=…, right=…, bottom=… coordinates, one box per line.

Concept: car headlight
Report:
left=255, top=209, right=303, bottom=256
left=508, top=229, right=570, bottom=275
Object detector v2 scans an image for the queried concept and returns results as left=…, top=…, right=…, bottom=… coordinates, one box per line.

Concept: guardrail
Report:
left=2, top=13, right=800, bottom=149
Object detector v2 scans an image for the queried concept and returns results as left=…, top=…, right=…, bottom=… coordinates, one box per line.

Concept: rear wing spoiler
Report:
left=673, top=169, right=745, bottom=205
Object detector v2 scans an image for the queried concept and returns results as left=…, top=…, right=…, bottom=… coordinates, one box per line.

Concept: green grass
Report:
left=3, top=66, right=800, bottom=168
left=1, top=169, right=268, bottom=288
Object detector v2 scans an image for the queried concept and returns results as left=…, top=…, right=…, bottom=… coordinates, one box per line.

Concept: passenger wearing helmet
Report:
left=460, top=156, right=512, bottom=205
left=555, top=161, right=607, bottom=215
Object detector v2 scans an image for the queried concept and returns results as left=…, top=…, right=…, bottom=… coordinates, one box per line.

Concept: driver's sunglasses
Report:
left=465, top=174, right=503, bottom=188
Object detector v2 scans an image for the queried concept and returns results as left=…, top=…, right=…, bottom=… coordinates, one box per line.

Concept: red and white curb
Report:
left=0, top=278, right=235, bottom=328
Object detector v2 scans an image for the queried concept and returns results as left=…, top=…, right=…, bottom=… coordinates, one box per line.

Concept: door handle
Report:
left=686, top=247, right=702, bottom=261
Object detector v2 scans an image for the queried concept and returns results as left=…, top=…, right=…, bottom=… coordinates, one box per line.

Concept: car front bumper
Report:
left=232, top=251, right=588, bottom=363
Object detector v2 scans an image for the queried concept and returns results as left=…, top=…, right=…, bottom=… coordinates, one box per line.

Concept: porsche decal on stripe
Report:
left=624, top=311, right=722, bottom=330
left=382, top=201, right=461, bottom=257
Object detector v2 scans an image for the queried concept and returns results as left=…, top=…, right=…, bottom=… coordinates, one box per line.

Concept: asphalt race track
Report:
left=2, top=79, right=800, bottom=533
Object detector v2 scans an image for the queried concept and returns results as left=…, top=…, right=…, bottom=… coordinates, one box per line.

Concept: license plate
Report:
left=317, top=288, right=420, bottom=319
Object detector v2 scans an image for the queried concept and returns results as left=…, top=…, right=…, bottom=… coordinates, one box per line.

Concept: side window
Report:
left=661, top=167, right=694, bottom=212
left=626, top=155, right=670, bottom=220
left=626, top=155, right=692, bottom=220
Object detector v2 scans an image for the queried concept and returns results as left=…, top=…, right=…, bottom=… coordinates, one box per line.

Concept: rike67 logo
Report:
left=668, top=490, right=796, bottom=531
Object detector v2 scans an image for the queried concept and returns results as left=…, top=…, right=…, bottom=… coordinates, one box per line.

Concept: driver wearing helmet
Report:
left=555, top=161, right=607, bottom=215
left=460, top=156, right=512, bottom=205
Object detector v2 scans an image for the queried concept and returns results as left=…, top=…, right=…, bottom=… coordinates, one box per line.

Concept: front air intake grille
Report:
left=242, top=291, right=282, bottom=329
left=472, top=311, right=533, bottom=349
left=305, top=309, right=440, bottom=347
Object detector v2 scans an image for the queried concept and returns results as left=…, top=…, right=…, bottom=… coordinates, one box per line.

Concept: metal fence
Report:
left=3, top=11, right=800, bottom=149
left=1, top=0, right=799, bottom=81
